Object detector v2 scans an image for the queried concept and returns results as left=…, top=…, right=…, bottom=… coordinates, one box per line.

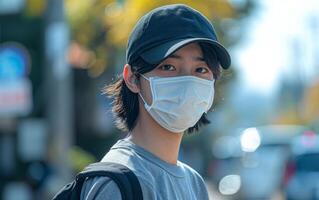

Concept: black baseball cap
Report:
left=126, top=4, right=231, bottom=69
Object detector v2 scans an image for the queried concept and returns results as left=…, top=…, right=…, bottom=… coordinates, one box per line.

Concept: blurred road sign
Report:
left=0, top=42, right=30, bottom=80
left=0, top=79, right=32, bottom=117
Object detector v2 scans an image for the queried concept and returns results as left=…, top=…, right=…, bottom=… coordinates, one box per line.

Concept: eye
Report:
left=196, top=67, right=210, bottom=74
left=158, top=64, right=176, bottom=71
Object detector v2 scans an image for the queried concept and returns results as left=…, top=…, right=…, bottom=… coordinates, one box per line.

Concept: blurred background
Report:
left=0, top=0, right=319, bottom=199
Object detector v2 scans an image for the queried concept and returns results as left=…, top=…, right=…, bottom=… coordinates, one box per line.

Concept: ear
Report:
left=123, top=64, right=140, bottom=93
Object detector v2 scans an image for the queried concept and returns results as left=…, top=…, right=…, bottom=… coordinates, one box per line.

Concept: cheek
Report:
left=196, top=73, right=214, bottom=81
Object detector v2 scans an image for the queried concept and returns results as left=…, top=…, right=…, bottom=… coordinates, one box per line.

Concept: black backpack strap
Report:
left=78, top=162, right=143, bottom=200
left=52, top=162, right=143, bottom=200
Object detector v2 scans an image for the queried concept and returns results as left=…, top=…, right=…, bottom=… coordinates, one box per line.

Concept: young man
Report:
left=81, top=4, right=231, bottom=200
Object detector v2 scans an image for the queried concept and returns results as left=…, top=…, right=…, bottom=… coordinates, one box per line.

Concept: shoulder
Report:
left=179, top=161, right=204, bottom=179
left=80, top=176, right=122, bottom=200
left=80, top=169, right=156, bottom=200
left=81, top=175, right=157, bottom=200
left=179, top=162, right=210, bottom=199
left=179, top=161, right=208, bottom=190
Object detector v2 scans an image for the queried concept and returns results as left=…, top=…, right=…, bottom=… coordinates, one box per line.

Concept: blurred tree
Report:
left=69, top=146, right=96, bottom=172
left=272, top=109, right=304, bottom=125
left=103, top=0, right=235, bottom=47
left=65, top=0, right=255, bottom=77
left=302, top=79, right=319, bottom=124
left=272, top=78, right=319, bottom=127
left=25, top=0, right=46, bottom=17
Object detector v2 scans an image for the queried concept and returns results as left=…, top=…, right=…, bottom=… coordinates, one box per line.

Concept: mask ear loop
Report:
left=137, top=74, right=151, bottom=109
left=139, top=73, right=150, bottom=81
left=138, top=93, right=148, bottom=105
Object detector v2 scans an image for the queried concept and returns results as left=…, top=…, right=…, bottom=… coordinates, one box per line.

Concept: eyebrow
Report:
left=168, top=54, right=205, bottom=62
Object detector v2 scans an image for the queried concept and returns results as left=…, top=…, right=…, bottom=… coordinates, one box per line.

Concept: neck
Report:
left=128, top=110, right=183, bottom=165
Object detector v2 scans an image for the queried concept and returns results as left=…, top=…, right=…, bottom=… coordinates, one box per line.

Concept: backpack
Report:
left=52, top=162, right=143, bottom=200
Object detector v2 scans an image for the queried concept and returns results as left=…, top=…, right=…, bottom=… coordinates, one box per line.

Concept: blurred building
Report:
left=0, top=1, right=119, bottom=199
left=1, top=1, right=47, bottom=199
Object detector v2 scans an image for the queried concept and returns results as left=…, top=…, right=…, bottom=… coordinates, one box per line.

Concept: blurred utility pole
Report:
left=44, top=0, right=73, bottom=181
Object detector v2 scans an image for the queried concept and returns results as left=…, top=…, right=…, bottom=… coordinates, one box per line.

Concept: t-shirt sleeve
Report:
left=80, top=176, right=122, bottom=200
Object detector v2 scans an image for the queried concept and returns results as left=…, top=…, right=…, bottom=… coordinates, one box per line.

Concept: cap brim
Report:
left=140, top=38, right=231, bottom=69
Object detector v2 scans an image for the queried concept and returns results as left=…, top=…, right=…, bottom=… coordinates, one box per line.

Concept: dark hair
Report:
left=104, top=42, right=221, bottom=133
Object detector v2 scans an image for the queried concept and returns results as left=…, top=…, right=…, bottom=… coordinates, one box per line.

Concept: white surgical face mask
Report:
left=139, top=74, right=215, bottom=133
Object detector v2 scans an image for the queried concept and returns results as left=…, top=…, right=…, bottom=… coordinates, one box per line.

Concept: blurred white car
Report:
left=210, top=125, right=310, bottom=200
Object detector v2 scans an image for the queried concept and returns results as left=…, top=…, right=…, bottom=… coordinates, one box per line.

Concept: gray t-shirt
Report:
left=80, top=139, right=209, bottom=200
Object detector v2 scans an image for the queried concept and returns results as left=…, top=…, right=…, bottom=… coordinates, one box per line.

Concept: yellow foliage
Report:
left=25, top=0, right=46, bottom=17
left=302, top=79, right=319, bottom=122
left=65, top=0, right=114, bottom=24
left=65, top=0, right=236, bottom=76
left=272, top=109, right=305, bottom=125
left=69, top=146, right=96, bottom=172
left=65, top=0, right=92, bottom=25
left=104, top=0, right=235, bottom=47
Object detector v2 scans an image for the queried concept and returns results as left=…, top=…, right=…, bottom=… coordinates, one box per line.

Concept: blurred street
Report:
left=206, top=180, right=286, bottom=200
